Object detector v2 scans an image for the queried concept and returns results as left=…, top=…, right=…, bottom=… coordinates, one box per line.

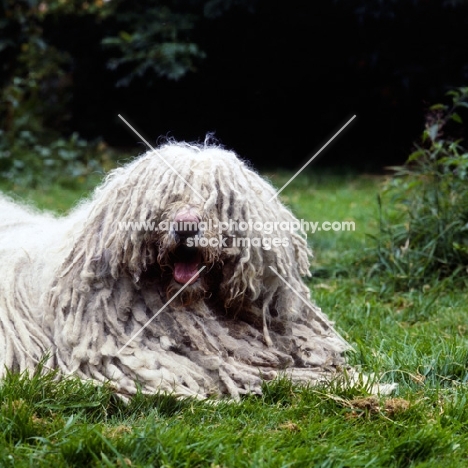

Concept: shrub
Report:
left=0, top=1, right=99, bottom=187
left=0, top=0, right=207, bottom=188
left=370, top=87, right=468, bottom=289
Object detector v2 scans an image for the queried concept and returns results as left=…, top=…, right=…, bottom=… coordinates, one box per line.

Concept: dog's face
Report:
left=139, top=201, right=235, bottom=308
left=168, top=204, right=204, bottom=285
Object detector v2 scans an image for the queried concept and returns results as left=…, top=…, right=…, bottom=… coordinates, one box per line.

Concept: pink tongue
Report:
left=174, top=262, right=200, bottom=284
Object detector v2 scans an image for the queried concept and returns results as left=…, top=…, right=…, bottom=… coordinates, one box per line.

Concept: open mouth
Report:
left=172, top=245, right=202, bottom=285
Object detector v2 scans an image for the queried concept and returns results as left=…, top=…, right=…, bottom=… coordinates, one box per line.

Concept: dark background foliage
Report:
left=1, top=0, right=468, bottom=174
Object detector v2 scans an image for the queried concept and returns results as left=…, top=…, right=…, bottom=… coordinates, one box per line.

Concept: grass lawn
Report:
left=1, top=169, right=468, bottom=467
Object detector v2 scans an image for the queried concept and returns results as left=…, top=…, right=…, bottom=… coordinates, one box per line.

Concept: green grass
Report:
left=266, top=170, right=383, bottom=272
left=0, top=173, right=103, bottom=213
left=1, top=170, right=468, bottom=467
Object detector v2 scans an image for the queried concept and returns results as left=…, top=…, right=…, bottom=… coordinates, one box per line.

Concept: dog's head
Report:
left=58, top=142, right=312, bottom=317
left=139, top=200, right=226, bottom=307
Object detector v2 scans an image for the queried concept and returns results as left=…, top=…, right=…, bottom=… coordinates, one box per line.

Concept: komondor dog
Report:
left=0, top=141, right=378, bottom=399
